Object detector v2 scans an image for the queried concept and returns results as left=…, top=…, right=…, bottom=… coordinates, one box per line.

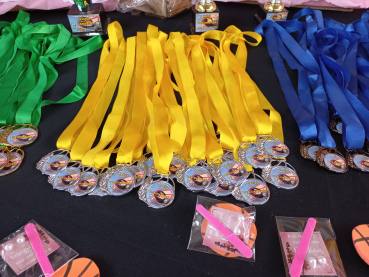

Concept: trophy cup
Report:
left=255, top=0, right=288, bottom=23
left=190, top=0, right=219, bottom=34
left=67, top=0, right=109, bottom=36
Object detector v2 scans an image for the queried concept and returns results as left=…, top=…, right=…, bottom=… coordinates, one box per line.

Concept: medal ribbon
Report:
left=0, top=10, right=103, bottom=127
left=165, top=33, right=206, bottom=164
left=56, top=22, right=122, bottom=152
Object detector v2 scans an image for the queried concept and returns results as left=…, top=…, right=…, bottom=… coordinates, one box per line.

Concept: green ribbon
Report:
left=0, top=10, right=103, bottom=127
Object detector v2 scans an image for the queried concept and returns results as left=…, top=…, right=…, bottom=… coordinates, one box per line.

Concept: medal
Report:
left=346, top=150, right=369, bottom=172
left=0, top=148, right=24, bottom=176
left=0, top=125, right=38, bottom=147
left=232, top=173, right=270, bottom=205
left=0, top=147, right=10, bottom=171
left=204, top=178, right=235, bottom=196
left=138, top=155, right=157, bottom=177
left=238, top=142, right=271, bottom=168
left=89, top=173, right=109, bottom=197
left=221, top=150, right=234, bottom=162
left=329, top=117, right=342, bottom=134
left=37, top=150, right=70, bottom=175
left=300, top=141, right=320, bottom=161
left=210, top=160, right=249, bottom=187
left=256, top=135, right=290, bottom=159
left=316, top=147, right=348, bottom=173
left=262, top=160, right=299, bottom=189
left=68, top=167, right=99, bottom=196
left=168, top=153, right=185, bottom=178
left=128, top=165, right=146, bottom=187
left=177, top=162, right=212, bottom=192
left=99, top=165, right=135, bottom=196
left=138, top=176, right=175, bottom=209
left=48, top=161, right=83, bottom=190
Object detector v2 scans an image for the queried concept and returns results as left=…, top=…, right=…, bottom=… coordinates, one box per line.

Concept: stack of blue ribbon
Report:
left=256, top=8, right=369, bottom=173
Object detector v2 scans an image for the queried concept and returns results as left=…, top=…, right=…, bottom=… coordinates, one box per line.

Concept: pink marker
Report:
left=25, top=223, right=55, bottom=277
left=196, top=204, right=253, bottom=258
left=289, top=218, right=317, bottom=277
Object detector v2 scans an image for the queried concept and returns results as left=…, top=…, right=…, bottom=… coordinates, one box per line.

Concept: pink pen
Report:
left=196, top=204, right=253, bottom=258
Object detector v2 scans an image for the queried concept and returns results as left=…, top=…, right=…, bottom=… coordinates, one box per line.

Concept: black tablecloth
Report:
left=1, top=4, right=368, bottom=277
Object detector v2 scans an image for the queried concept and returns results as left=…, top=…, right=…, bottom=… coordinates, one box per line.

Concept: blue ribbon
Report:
left=256, top=8, right=369, bottom=150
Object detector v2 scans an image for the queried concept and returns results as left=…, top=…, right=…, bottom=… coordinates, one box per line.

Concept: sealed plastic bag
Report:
left=0, top=220, right=78, bottom=277
left=276, top=216, right=346, bottom=277
left=188, top=196, right=256, bottom=262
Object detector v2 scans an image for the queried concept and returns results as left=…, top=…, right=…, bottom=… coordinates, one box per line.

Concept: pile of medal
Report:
left=36, top=22, right=299, bottom=209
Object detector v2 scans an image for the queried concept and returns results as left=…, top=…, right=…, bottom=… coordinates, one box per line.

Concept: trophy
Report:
left=67, top=0, right=109, bottom=36
left=190, top=0, right=219, bottom=34
left=255, top=0, right=288, bottom=23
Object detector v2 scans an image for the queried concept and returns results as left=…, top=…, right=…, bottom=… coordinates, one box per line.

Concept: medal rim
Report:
left=346, top=150, right=369, bottom=173
left=262, top=161, right=299, bottom=189
left=233, top=177, right=270, bottom=205
left=0, top=150, right=24, bottom=177
left=100, top=166, right=135, bottom=196
left=182, top=165, right=212, bottom=191
left=37, top=150, right=70, bottom=175
left=256, top=135, right=289, bottom=159
left=0, top=125, right=38, bottom=147
left=69, top=168, right=99, bottom=196
left=316, top=147, right=348, bottom=174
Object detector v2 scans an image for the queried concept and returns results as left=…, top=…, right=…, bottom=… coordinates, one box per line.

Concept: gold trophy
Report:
left=191, top=0, right=219, bottom=33
left=195, top=0, right=216, bottom=13
left=255, top=0, right=288, bottom=23
left=264, top=0, right=284, bottom=12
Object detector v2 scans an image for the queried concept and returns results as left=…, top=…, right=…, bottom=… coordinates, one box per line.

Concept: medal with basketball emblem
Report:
left=256, top=135, right=290, bottom=159
left=68, top=166, right=100, bottom=196
left=232, top=173, right=270, bottom=205
left=168, top=153, right=185, bottom=178
left=300, top=141, right=320, bottom=161
left=89, top=172, right=109, bottom=197
left=0, top=124, right=38, bottom=147
left=98, top=165, right=135, bottom=196
left=138, top=176, right=175, bottom=209
left=329, top=117, right=342, bottom=134
left=138, top=154, right=158, bottom=178
left=316, top=147, right=347, bottom=173
left=0, top=147, right=10, bottom=171
left=0, top=148, right=24, bottom=177
left=37, top=149, right=70, bottom=175
left=346, top=150, right=369, bottom=172
left=238, top=142, right=272, bottom=168
left=177, top=162, right=212, bottom=192
left=210, top=160, right=249, bottom=188
left=48, top=161, right=83, bottom=190
left=262, top=160, right=299, bottom=189
left=128, top=165, right=146, bottom=188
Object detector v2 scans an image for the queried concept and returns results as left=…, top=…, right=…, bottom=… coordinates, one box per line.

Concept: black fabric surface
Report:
left=1, top=4, right=369, bottom=277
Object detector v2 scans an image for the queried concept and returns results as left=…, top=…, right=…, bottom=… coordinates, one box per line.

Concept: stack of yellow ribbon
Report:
left=37, top=21, right=299, bottom=208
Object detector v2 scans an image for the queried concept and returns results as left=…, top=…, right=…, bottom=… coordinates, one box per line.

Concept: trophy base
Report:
left=67, top=3, right=109, bottom=37
left=191, top=5, right=220, bottom=34
left=255, top=4, right=288, bottom=23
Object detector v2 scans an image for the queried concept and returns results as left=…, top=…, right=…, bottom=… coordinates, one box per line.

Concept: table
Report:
left=1, top=3, right=368, bottom=276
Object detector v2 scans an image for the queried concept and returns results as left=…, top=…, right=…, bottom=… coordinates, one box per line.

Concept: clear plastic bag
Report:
left=276, top=216, right=346, bottom=277
left=115, top=0, right=191, bottom=18
left=115, top=0, right=148, bottom=13
left=188, top=196, right=256, bottom=262
left=0, top=220, right=78, bottom=277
